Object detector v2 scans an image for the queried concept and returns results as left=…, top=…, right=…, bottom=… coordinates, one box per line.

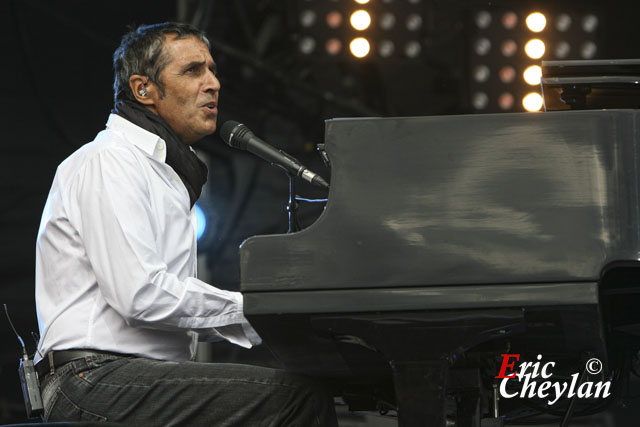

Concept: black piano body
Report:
left=239, top=109, right=640, bottom=426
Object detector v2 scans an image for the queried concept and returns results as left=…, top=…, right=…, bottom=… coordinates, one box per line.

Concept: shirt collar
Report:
left=106, top=114, right=167, bottom=162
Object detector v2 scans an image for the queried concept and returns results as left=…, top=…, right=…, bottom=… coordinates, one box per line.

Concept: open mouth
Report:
left=202, top=102, right=217, bottom=113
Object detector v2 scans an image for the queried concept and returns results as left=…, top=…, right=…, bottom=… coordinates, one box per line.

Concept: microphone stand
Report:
left=286, top=172, right=301, bottom=233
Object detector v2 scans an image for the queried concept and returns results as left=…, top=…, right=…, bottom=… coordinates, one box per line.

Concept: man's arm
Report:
left=67, top=145, right=259, bottom=347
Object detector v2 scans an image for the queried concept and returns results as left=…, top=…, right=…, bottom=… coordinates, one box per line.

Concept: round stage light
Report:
left=523, top=65, right=542, bottom=85
left=475, top=11, right=492, bottom=29
left=380, top=13, right=396, bottom=30
left=473, top=65, right=490, bottom=83
left=350, top=10, right=372, bottom=31
left=474, top=38, right=491, bottom=56
left=499, top=66, right=516, bottom=84
left=355, top=0, right=370, bottom=4
left=523, top=92, right=544, bottom=112
left=406, top=14, right=422, bottom=31
left=556, top=13, right=572, bottom=32
left=350, top=37, right=371, bottom=58
left=472, top=92, right=489, bottom=110
left=299, top=37, right=316, bottom=54
left=502, top=11, right=518, bottom=30
left=526, top=12, right=546, bottom=32
left=195, top=203, right=206, bottom=241
left=378, top=40, right=395, bottom=58
left=501, top=39, right=517, bottom=57
left=581, top=41, right=597, bottom=59
left=498, top=93, right=515, bottom=110
left=326, top=11, right=343, bottom=28
left=555, top=41, right=571, bottom=59
left=404, top=41, right=421, bottom=58
left=582, top=14, right=599, bottom=33
left=525, top=39, right=545, bottom=59
left=326, top=38, right=342, bottom=56
left=300, top=10, right=316, bottom=28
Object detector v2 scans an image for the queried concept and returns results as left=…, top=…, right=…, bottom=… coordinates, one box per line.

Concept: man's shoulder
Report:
left=57, top=127, right=141, bottom=179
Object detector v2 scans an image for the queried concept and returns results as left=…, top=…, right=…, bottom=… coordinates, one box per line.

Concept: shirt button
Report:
left=158, top=141, right=165, bottom=150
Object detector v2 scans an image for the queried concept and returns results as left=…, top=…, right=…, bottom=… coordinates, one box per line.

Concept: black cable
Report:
left=4, top=304, right=27, bottom=356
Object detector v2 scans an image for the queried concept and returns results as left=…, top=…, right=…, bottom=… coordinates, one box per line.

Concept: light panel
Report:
left=467, top=7, right=602, bottom=113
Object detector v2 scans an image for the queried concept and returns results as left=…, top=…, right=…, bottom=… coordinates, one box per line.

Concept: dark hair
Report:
left=113, top=22, right=210, bottom=103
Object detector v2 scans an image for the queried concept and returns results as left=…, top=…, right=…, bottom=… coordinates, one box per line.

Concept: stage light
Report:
left=523, top=92, right=543, bottom=111
left=354, top=0, right=370, bottom=4
left=498, top=93, right=515, bottom=110
left=556, top=14, right=572, bottom=32
left=378, top=40, right=394, bottom=58
left=582, top=14, right=598, bottom=33
left=502, top=12, right=518, bottom=30
left=326, top=38, right=342, bottom=56
left=472, top=92, right=489, bottom=110
left=499, top=66, right=516, bottom=84
left=475, top=11, right=492, bottom=29
left=581, top=41, right=597, bottom=59
left=526, top=12, right=546, bottom=32
left=350, top=10, right=371, bottom=31
left=501, top=39, right=517, bottom=57
left=525, top=39, right=545, bottom=59
left=326, top=11, right=343, bottom=29
left=467, top=8, right=602, bottom=113
left=404, top=41, right=421, bottom=58
left=473, top=65, right=490, bottom=83
left=350, top=37, right=370, bottom=58
left=299, top=37, right=316, bottom=54
left=554, top=41, right=571, bottom=59
left=380, top=13, right=396, bottom=30
left=300, top=10, right=316, bottom=28
left=195, top=203, right=206, bottom=241
left=523, top=65, right=542, bottom=85
left=406, top=14, right=422, bottom=31
left=474, top=38, right=491, bottom=56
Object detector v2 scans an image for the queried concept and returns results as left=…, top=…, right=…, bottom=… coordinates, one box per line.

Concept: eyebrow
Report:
left=183, top=60, right=217, bottom=73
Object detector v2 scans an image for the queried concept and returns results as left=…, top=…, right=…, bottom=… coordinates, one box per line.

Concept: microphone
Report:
left=220, top=121, right=329, bottom=189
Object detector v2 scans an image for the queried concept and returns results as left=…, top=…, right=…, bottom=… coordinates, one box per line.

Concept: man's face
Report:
left=149, top=35, right=220, bottom=145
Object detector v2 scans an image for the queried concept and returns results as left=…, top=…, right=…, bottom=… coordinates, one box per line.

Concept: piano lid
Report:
left=542, top=59, right=640, bottom=111
left=239, top=110, right=640, bottom=292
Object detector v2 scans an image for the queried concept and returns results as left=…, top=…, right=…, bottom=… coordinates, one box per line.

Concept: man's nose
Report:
left=203, top=69, right=221, bottom=92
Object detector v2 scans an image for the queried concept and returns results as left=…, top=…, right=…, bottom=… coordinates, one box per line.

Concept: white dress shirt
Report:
left=35, top=114, right=261, bottom=363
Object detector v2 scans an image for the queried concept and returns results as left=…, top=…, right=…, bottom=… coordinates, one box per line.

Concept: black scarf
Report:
left=113, top=100, right=208, bottom=209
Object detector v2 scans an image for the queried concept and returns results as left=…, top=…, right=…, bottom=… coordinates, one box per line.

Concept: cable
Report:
left=4, top=304, right=27, bottom=356
left=295, top=196, right=328, bottom=203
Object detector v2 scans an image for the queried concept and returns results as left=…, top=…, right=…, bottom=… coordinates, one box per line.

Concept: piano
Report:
left=237, top=66, right=640, bottom=426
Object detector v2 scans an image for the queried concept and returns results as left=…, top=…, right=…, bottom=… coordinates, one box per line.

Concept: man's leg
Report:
left=40, top=354, right=338, bottom=426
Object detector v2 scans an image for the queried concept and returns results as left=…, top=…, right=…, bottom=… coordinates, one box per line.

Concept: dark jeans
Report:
left=40, top=354, right=338, bottom=426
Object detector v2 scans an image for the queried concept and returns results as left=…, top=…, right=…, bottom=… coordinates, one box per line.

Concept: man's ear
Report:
left=129, top=75, right=157, bottom=109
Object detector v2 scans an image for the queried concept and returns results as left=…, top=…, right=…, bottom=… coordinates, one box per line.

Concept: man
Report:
left=35, top=22, right=337, bottom=426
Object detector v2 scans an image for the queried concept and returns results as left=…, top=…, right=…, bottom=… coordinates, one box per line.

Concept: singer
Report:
left=34, top=22, right=337, bottom=426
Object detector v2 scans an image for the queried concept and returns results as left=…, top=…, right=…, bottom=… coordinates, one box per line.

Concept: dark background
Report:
left=2, top=0, right=640, bottom=423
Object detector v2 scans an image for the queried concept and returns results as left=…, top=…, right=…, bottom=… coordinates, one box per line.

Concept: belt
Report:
left=35, top=349, right=130, bottom=379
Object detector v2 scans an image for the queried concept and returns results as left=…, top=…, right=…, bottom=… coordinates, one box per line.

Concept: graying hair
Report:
left=113, top=22, right=210, bottom=103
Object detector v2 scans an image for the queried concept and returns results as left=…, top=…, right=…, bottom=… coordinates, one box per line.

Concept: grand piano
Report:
left=237, top=61, right=640, bottom=426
